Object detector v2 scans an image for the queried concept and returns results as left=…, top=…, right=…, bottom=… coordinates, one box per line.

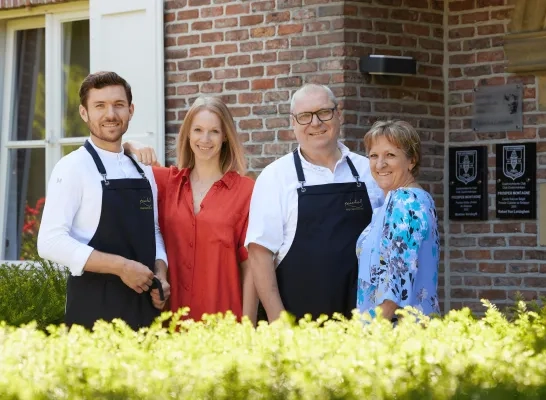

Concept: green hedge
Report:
left=0, top=260, right=68, bottom=329
left=1, top=304, right=546, bottom=399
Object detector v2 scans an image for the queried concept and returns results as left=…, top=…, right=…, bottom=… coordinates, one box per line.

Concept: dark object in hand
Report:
left=150, top=277, right=165, bottom=301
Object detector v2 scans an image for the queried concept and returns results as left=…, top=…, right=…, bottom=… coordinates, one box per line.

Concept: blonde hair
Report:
left=176, top=96, right=247, bottom=174
left=363, top=120, right=421, bottom=177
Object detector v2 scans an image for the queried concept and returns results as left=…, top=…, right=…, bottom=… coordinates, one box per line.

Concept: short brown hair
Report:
left=79, top=71, right=132, bottom=108
left=363, top=120, right=421, bottom=177
left=176, top=96, right=247, bottom=174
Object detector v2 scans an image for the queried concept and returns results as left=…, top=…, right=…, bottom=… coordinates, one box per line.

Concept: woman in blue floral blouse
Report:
left=356, top=120, right=440, bottom=321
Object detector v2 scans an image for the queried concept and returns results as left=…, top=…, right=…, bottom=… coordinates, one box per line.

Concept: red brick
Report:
left=278, top=77, right=302, bottom=88
left=200, top=6, right=223, bottom=18
left=494, top=250, right=524, bottom=260
left=252, top=1, right=275, bottom=11
left=189, top=46, right=212, bottom=57
left=449, top=0, right=474, bottom=11
left=251, top=131, right=276, bottom=142
left=466, top=250, right=492, bottom=260
left=265, top=117, right=290, bottom=129
left=214, top=18, right=238, bottom=29
left=191, top=21, right=212, bottom=30
left=253, top=53, right=277, bottom=63
left=245, top=145, right=263, bottom=155
left=240, top=15, right=264, bottom=26
left=465, top=276, right=492, bottom=286
left=251, top=27, right=276, bottom=38
left=306, top=48, right=331, bottom=59
left=266, top=39, right=290, bottom=50
left=264, top=143, right=291, bottom=155
left=225, top=3, right=250, bottom=14
left=250, top=157, right=277, bottom=169
left=176, top=85, right=199, bottom=95
left=318, top=32, right=345, bottom=45
left=241, top=66, right=264, bottom=78
left=201, top=83, right=223, bottom=93
left=239, top=119, right=264, bottom=130
left=390, top=9, right=417, bottom=20
left=214, top=44, right=238, bottom=54
left=189, top=0, right=210, bottom=6
left=492, top=277, right=522, bottom=287
left=450, top=262, right=477, bottom=272
left=202, top=32, right=223, bottom=42
left=226, top=30, right=249, bottom=41
left=239, top=93, right=263, bottom=104
left=203, top=57, right=225, bottom=68
left=241, top=42, right=263, bottom=52
left=177, top=10, right=199, bottom=20
left=178, top=60, right=201, bottom=71
left=479, top=263, right=506, bottom=273
left=478, top=290, right=506, bottom=301
left=253, top=106, right=277, bottom=115
left=225, top=81, right=249, bottom=91
left=404, top=24, right=430, bottom=36
left=214, top=69, right=237, bottom=79
left=228, top=55, right=250, bottom=66
left=461, top=11, right=489, bottom=24
left=267, top=65, right=290, bottom=75
left=292, top=8, right=317, bottom=19
left=278, top=129, right=296, bottom=141
left=477, top=24, right=505, bottom=35
left=451, top=288, right=477, bottom=299
left=166, top=23, right=188, bottom=34
left=265, top=91, right=290, bottom=102
left=493, top=223, right=522, bottom=233
left=525, top=250, right=546, bottom=261
left=266, top=11, right=291, bottom=23
left=523, top=277, right=546, bottom=288
left=306, top=21, right=330, bottom=32
left=177, top=35, right=199, bottom=46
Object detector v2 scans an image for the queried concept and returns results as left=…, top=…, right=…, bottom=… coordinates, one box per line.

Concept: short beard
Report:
left=87, top=120, right=127, bottom=143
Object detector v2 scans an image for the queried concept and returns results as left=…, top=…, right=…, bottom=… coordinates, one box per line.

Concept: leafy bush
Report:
left=0, top=259, right=68, bottom=329
left=1, top=303, right=546, bottom=399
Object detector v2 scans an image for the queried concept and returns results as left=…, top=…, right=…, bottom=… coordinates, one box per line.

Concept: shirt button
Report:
left=189, top=242, right=193, bottom=247
left=184, top=284, right=189, bottom=291
left=186, top=263, right=191, bottom=270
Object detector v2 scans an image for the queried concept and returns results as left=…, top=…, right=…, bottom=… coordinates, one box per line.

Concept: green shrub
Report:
left=1, top=303, right=546, bottom=399
left=0, top=259, right=68, bottom=329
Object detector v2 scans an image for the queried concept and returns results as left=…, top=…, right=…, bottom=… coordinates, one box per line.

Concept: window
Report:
left=0, top=1, right=165, bottom=261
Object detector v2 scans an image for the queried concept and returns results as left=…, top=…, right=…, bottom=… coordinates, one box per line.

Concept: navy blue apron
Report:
left=259, top=149, right=373, bottom=321
left=64, top=140, right=159, bottom=330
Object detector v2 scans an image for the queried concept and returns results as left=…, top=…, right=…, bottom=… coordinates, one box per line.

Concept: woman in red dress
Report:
left=126, top=97, right=257, bottom=323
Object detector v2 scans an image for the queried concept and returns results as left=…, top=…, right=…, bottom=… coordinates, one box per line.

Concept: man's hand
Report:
left=151, top=277, right=170, bottom=310
left=119, top=260, right=154, bottom=293
left=122, top=141, right=160, bottom=166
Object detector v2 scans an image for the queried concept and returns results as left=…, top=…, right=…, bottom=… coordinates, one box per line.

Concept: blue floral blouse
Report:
left=356, top=188, right=440, bottom=316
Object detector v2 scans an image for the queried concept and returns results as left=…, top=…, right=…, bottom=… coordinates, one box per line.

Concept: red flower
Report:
left=25, top=204, right=39, bottom=216
left=36, top=197, right=46, bottom=210
left=23, top=220, right=37, bottom=233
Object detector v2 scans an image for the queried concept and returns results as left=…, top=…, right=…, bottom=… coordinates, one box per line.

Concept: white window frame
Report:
left=0, top=3, right=89, bottom=261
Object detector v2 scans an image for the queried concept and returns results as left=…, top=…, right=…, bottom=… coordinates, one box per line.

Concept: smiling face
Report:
left=368, top=136, right=416, bottom=195
left=291, top=87, right=341, bottom=155
left=79, top=85, right=133, bottom=150
left=188, top=109, right=225, bottom=166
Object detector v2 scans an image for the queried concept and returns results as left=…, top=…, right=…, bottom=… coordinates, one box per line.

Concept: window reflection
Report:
left=62, top=19, right=90, bottom=138
left=11, top=28, right=46, bottom=141
left=5, top=149, right=45, bottom=260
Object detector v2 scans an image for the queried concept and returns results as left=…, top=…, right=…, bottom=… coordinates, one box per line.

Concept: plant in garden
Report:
left=1, top=303, right=546, bottom=399
left=20, top=196, right=45, bottom=260
left=0, top=259, right=67, bottom=329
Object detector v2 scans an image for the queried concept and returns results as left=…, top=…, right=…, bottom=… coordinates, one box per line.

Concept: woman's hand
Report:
left=378, top=300, right=399, bottom=320
left=122, top=141, right=161, bottom=166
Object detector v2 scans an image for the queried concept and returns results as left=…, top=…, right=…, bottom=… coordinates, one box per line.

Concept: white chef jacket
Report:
left=244, top=141, right=384, bottom=267
left=37, top=138, right=167, bottom=276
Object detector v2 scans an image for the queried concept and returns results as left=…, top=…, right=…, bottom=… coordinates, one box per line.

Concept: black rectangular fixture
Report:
left=359, top=55, right=417, bottom=76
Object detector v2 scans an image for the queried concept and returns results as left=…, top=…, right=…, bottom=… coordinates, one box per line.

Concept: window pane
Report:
left=62, top=19, right=90, bottom=138
left=62, top=144, right=82, bottom=156
left=10, top=29, right=46, bottom=141
left=4, top=148, right=46, bottom=260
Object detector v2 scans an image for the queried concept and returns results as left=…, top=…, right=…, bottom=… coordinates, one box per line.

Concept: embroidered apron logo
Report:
left=345, top=198, right=364, bottom=211
left=140, top=197, right=152, bottom=210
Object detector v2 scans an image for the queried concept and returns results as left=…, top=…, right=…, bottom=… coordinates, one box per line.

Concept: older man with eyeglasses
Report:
left=245, top=84, right=384, bottom=323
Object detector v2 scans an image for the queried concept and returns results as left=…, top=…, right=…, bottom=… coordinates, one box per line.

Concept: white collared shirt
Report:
left=37, top=138, right=167, bottom=276
left=244, top=142, right=384, bottom=266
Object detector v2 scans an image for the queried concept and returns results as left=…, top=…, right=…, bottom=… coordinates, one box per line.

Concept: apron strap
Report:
left=292, top=148, right=362, bottom=190
left=84, top=140, right=110, bottom=185
left=346, top=156, right=362, bottom=187
left=292, top=149, right=307, bottom=191
left=125, top=152, right=148, bottom=180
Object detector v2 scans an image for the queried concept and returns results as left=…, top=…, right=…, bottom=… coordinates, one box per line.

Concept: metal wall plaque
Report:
left=496, top=142, right=536, bottom=219
left=472, top=84, right=523, bottom=133
left=449, top=146, right=488, bottom=220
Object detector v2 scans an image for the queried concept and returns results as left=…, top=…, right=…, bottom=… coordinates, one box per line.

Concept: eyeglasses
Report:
left=291, top=107, right=337, bottom=125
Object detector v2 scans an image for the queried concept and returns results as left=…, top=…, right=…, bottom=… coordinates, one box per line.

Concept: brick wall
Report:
left=447, top=0, right=546, bottom=314
left=164, top=0, right=448, bottom=307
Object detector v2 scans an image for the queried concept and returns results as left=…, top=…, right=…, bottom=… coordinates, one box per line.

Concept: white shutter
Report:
left=89, top=0, right=165, bottom=164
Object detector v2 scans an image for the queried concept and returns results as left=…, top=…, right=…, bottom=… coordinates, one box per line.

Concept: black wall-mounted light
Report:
left=359, top=55, right=417, bottom=76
